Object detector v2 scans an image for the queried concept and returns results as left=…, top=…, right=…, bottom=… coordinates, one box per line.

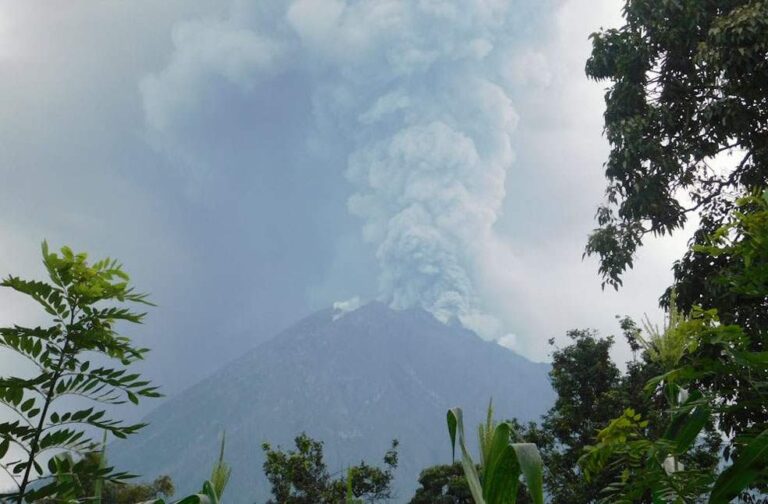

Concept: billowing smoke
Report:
left=142, top=0, right=558, bottom=344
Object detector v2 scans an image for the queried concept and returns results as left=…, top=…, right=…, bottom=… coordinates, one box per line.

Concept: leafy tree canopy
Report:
left=529, top=329, right=719, bottom=504
left=585, top=0, right=768, bottom=289
left=262, top=433, right=398, bottom=504
left=408, top=463, right=472, bottom=504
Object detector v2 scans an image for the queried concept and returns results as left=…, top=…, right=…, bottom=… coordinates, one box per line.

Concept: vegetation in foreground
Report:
left=0, top=244, right=159, bottom=502
left=261, top=434, right=398, bottom=503
left=2, top=0, right=768, bottom=502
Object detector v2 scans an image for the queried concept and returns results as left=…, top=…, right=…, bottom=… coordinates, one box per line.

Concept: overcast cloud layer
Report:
left=0, top=0, right=691, bottom=393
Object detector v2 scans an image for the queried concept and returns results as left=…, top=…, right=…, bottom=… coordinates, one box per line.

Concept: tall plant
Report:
left=208, top=432, right=231, bottom=500
left=0, top=243, right=160, bottom=502
left=447, top=407, right=544, bottom=504
left=477, top=400, right=497, bottom=470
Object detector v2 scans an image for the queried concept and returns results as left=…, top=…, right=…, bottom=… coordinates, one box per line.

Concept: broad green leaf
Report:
left=447, top=408, right=457, bottom=462
left=733, top=351, right=768, bottom=368
left=482, top=422, right=519, bottom=504
left=512, top=443, right=545, bottom=504
left=664, top=404, right=709, bottom=453
left=202, top=480, right=220, bottom=504
left=709, top=429, right=768, bottom=503
left=447, top=408, right=485, bottom=504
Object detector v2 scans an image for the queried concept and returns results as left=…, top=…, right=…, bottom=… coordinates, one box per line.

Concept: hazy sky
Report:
left=0, top=0, right=692, bottom=395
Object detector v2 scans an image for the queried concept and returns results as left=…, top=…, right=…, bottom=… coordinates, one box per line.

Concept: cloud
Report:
left=286, top=0, right=345, bottom=51
left=332, top=296, right=361, bottom=320
left=140, top=17, right=286, bottom=183
left=467, top=0, right=695, bottom=363
left=497, top=333, right=518, bottom=350
left=139, top=0, right=694, bottom=365
left=141, top=0, right=565, bottom=347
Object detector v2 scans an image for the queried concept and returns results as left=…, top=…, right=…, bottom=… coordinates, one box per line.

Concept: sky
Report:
left=0, top=0, right=694, bottom=398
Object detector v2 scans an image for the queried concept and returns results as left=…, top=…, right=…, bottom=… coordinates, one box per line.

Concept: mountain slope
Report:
left=112, top=302, right=554, bottom=503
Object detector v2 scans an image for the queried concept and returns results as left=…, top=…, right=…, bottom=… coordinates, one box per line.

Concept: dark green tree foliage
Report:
left=583, top=0, right=768, bottom=477
left=687, top=194, right=768, bottom=498
left=0, top=243, right=160, bottom=502
left=529, top=329, right=719, bottom=503
left=675, top=191, right=768, bottom=442
left=578, top=196, right=768, bottom=501
left=582, top=308, right=766, bottom=502
left=408, top=463, right=472, bottom=504
left=262, top=433, right=398, bottom=503
left=584, top=0, right=768, bottom=289
left=533, top=330, right=625, bottom=504
left=102, top=475, right=175, bottom=504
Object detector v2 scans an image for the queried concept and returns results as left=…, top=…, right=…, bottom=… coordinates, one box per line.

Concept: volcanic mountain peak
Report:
left=112, top=303, right=554, bottom=503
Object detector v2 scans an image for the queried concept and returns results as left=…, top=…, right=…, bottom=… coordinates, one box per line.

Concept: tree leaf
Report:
left=512, top=442, right=545, bottom=504
left=447, top=408, right=485, bottom=504
left=664, top=392, right=710, bottom=453
left=482, top=423, right=519, bottom=504
left=709, top=429, right=768, bottom=504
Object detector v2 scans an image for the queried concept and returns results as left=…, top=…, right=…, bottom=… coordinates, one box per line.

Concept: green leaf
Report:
left=202, top=480, right=220, bottom=504
left=482, top=423, right=520, bottom=504
left=511, top=442, right=545, bottom=504
left=0, top=242, right=158, bottom=503
left=664, top=392, right=710, bottom=453
left=709, top=429, right=768, bottom=503
left=447, top=409, right=457, bottom=463
left=447, top=408, right=485, bottom=504
left=20, top=398, right=34, bottom=412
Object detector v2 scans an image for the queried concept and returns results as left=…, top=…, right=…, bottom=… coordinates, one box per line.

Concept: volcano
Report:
left=112, top=302, right=554, bottom=503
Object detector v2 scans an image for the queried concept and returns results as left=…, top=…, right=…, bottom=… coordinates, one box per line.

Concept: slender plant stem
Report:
left=16, top=307, right=76, bottom=503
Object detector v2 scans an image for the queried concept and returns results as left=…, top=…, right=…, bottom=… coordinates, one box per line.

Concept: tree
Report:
left=584, top=0, right=768, bottom=289
left=0, top=243, right=160, bottom=502
left=409, top=463, right=472, bottom=504
left=674, top=191, right=768, bottom=443
left=584, top=0, right=768, bottom=478
left=529, top=329, right=720, bottom=503
left=102, top=475, right=175, bottom=504
left=261, top=433, right=398, bottom=503
left=581, top=305, right=767, bottom=502
left=535, top=330, right=625, bottom=504
left=580, top=198, right=768, bottom=501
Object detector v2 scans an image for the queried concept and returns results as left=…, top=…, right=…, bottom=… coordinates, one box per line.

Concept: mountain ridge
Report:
left=112, top=302, right=555, bottom=503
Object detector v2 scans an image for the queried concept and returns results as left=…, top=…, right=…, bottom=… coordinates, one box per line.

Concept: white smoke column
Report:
left=142, top=0, right=558, bottom=343
left=346, top=86, right=516, bottom=337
